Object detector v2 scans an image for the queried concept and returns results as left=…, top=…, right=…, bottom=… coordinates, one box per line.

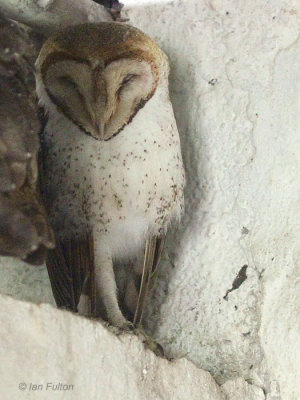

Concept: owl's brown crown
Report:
left=37, top=23, right=166, bottom=81
left=36, top=23, right=169, bottom=140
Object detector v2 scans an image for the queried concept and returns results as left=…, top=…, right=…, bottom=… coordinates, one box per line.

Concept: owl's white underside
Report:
left=38, top=80, right=185, bottom=261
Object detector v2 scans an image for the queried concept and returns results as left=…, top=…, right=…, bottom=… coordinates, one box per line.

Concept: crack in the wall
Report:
left=271, top=32, right=300, bottom=85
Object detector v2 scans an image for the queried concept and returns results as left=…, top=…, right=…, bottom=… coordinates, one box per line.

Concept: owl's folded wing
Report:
left=45, top=234, right=97, bottom=315
left=133, top=235, right=165, bottom=327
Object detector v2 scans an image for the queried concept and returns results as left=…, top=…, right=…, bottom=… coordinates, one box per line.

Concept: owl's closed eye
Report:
left=37, top=23, right=166, bottom=141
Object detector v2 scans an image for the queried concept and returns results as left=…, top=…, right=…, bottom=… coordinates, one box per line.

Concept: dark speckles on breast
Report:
left=44, top=110, right=185, bottom=240
left=113, top=193, right=123, bottom=209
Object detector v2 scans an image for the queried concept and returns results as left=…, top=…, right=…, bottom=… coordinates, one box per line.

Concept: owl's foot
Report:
left=103, top=319, right=134, bottom=336
left=106, top=308, right=134, bottom=329
left=134, top=328, right=165, bottom=357
left=102, top=319, right=164, bottom=355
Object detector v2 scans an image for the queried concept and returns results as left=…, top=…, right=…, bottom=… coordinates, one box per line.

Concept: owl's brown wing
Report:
left=46, top=235, right=96, bottom=315
left=133, top=235, right=165, bottom=327
left=0, top=14, right=54, bottom=265
left=39, top=134, right=97, bottom=315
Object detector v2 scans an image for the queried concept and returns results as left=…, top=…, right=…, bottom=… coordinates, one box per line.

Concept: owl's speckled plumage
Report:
left=36, top=23, right=184, bottom=328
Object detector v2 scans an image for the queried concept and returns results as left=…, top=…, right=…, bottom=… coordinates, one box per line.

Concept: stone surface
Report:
left=124, top=1, right=300, bottom=399
left=221, top=378, right=265, bottom=400
left=0, top=294, right=224, bottom=400
left=0, top=0, right=299, bottom=399
left=0, top=257, right=54, bottom=305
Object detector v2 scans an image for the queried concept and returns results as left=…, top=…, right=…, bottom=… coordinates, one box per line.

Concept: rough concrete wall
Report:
left=124, top=1, right=300, bottom=399
left=0, top=294, right=225, bottom=400
left=0, top=0, right=299, bottom=399
left=0, top=294, right=268, bottom=399
left=0, top=257, right=54, bottom=305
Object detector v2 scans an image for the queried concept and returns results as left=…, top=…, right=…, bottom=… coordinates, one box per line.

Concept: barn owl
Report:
left=36, top=22, right=184, bottom=329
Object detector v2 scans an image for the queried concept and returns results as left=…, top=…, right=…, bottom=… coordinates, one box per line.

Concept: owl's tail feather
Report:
left=133, top=235, right=164, bottom=327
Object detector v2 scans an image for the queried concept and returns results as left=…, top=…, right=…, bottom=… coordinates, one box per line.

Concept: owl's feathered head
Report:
left=36, top=23, right=168, bottom=140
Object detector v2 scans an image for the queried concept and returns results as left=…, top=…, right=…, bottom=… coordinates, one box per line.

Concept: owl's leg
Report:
left=94, top=240, right=131, bottom=329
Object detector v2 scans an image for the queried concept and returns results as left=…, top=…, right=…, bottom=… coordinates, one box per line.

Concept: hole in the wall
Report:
left=242, top=331, right=251, bottom=337
left=241, top=226, right=249, bottom=235
left=208, top=78, right=218, bottom=86
left=223, top=264, right=248, bottom=301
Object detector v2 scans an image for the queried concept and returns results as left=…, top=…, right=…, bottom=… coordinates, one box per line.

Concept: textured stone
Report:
left=0, top=257, right=54, bottom=305
left=221, top=378, right=265, bottom=400
left=0, top=294, right=224, bottom=400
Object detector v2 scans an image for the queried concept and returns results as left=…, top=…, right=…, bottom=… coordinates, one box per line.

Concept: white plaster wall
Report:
left=124, top=1, right=300, bottom=398
left=0, top=0, right=299, bottom=398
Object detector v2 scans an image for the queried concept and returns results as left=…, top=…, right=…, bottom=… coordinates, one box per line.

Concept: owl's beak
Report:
left=93, top=121, right=105, bottom=140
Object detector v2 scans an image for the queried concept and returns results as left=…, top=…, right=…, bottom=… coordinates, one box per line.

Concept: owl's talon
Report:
left=104, top=319, right=134, bottom=335
left=134, top=328, right=165, bottom=357
left=123, top=321, right=134, bottom=331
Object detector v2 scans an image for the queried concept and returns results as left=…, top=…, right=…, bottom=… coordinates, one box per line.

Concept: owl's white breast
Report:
left=41, top=84, right=184, bottom=259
